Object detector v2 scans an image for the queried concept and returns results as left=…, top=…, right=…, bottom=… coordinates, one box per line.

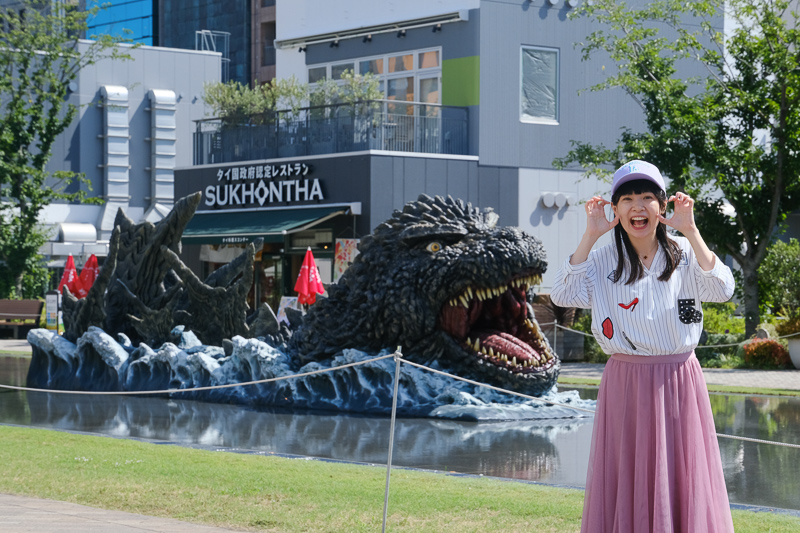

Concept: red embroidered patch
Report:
left=602, top=317, right=614, bottom=339
left=618, top=298, right=639, bottom=311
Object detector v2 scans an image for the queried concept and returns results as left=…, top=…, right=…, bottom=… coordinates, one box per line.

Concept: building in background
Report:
left=40, top=42, right=220, bottom=271
left=178, top=0, right=712, bottom=304
left=82, top=0, right=257, bottom=86
left=252, top=0, right=276, bottom=85
left=83, top=0, right=156, bottom=45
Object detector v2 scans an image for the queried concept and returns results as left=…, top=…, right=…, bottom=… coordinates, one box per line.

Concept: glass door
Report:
left=417, top=74, right=441, bottom=153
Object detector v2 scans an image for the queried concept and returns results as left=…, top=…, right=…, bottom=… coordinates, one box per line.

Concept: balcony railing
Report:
left=193, top=100, right=469, bottom=165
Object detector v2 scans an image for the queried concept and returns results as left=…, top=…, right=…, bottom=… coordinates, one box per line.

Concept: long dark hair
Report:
left=610, top=179, right=682, bottom=284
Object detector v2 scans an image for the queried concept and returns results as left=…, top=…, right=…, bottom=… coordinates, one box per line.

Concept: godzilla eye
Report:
left=426, top=242, right=442, bottom=253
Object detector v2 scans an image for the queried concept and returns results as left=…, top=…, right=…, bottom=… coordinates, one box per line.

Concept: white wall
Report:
left=276, top=0, right=478, bottom=40
left=276, top=0, right=478, bottom=81
left=517, top=168, right=613, bottom=293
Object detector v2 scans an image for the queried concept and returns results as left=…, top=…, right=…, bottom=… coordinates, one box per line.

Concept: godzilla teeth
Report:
left=450, top=273, right=545, bottom=307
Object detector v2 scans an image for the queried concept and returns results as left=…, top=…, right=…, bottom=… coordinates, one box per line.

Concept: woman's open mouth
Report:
left=630, top=216, right=649, bottom=229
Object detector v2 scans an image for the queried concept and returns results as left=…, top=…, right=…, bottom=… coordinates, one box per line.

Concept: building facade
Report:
left=84, top=0, right=157, bottom=45
left=40, top=42, right=221, bottom=269
left=175, top=0, right=721, bottom=302
left=81, top=0, right=258, bottom=86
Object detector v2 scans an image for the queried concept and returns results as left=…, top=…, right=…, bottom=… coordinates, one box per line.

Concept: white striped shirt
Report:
left=550, top=236, right=735, bottom=356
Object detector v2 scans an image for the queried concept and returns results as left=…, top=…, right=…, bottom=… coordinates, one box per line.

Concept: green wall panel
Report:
left=442, top=56, right=479, bottom=107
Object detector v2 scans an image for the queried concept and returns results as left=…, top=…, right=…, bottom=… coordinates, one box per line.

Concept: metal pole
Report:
left=382, top=346, right=402, bottom=533
left=554, top=319, right=558, bottom=354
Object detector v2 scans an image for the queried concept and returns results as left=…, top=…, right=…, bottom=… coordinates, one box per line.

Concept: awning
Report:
left=181, top=206, right=350, bottom=245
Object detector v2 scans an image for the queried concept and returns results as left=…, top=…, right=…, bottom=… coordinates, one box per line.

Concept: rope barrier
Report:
left=716, top=433, right=800, bottom=449
left=399, top=358, right=597, bottom=414
left=2, top=348, right=798, bottom=449
left=0, top=353, right=396, bottom=396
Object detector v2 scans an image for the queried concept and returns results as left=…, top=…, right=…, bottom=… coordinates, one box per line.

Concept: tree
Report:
left=554, top=0, right=800, bottom=337
left=758, top=238, right=800, bottom=314
left=0, top=2, right=130, bottom=298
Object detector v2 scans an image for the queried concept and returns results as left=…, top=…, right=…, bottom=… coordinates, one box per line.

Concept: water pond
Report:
left=1, top=355, right=798, bottom=511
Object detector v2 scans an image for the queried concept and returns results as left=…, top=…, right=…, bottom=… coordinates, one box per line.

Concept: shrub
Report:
left=758, top=239, right=800, bottom=313
left=775, top=312, right=800, bottom=338
left=571, top=309, right=609, bottom=363
left=741, top=339, right=791, bottom=368
left=701, top=302, right=744, bottom=335
left=696, top=332, right=744, bottom=368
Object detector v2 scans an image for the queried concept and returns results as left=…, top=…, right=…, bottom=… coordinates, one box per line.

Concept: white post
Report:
left=554, top=319, right=558, bottom=354
left=382, top=346, right=403, bottom=533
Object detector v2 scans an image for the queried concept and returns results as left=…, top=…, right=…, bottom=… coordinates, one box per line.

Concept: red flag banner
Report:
left=76, top=254, right=99, bottom=299
left=58, top=255, right=81, bottom=297
left=294, top=247, right=325, bottom=305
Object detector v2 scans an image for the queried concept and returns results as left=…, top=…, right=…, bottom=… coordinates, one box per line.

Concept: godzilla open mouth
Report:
left=437, top=273, right=556, bottom=378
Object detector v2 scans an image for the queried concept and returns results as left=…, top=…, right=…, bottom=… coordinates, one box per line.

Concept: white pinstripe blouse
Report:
left=551, top=236, right=735, bottom=356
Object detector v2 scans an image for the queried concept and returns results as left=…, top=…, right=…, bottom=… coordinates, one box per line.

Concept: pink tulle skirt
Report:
left=581, top=352, right=734, bottom=533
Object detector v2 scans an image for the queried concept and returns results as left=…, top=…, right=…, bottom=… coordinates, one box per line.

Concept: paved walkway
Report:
left=559, top=362, right=800, bottom=390
left=0, top=493, right=240, bottom=533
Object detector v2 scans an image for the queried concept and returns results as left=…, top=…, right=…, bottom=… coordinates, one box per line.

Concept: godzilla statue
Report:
left=291, top=195, right=558, bottom=396
left=26, top=194, right=563, bottom=416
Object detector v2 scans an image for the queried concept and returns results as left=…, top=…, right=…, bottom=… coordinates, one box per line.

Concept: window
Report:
left=418, top=51, right=439, bottom=69
left=331, top=62, right=355, bottom=79
left=308, top=47, right=442, bottom=105
left=521, top=46, right=559, bottom=124
left=359, top=58, right=383, bottom=75
left=308, top=67, right=326, bottom=83
left=388, top=54, right=413, bottom=73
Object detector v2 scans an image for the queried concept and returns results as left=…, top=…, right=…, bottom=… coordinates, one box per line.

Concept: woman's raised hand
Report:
left=659, top=192, right=697, bottom=235
left=584, top=196, right=619, bottom=239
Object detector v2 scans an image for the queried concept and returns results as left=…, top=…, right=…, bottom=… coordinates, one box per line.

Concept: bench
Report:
left=0, top=299, right=45, bottom=339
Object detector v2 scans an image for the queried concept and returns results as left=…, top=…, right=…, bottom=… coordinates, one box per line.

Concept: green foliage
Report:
left=204, top=70, right=382, bottom=124
left=758, top=239, right=800, bottom=313
left=0, top=2, right=131, bottom=299
left=702, top=302, right=744, bottom=335
left=571, top=309, right=609, bottom=363
left=556, top=0, right=800, bottom=337
left=336, top=69, right=382, bottom=105
left=203, top=76, right=309, bottom=125
left=697, top=302, right=746, bottom=368
left=741, top=338, right=791, bottom=369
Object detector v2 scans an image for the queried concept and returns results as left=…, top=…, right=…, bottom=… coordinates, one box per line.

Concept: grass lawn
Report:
left=0, top=426, right=798, bottom=532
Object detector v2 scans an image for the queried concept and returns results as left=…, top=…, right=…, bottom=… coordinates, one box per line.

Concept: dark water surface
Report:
left=1, top=355, right=798, bottom=510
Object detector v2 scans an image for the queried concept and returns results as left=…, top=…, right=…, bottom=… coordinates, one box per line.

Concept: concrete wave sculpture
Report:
left=27, top=194, right=571, bottom=419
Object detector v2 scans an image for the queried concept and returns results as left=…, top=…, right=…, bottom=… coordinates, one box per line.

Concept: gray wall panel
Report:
left=403, top=158, right=426, bottom=204
left=446, top=159, right=470, bottom=201
left=497, top=167, right=518, bottom=227
left=370, top=156, right=395, bottom=230
left=307, top=9, right=479, bottom=65
left=477, top=166, right=500, bottom=213
left=477, top=0, right=719, bottom=169
left=392, top=157, right=406, bottom=212
left=468, top=159, right=479, bottom=204
left=425, top=159, right=448, bottom=198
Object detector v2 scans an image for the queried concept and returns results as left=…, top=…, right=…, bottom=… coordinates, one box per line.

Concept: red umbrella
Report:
left=57, top=255, right=81, bottom=296
left=76, top=254, right=99, bottom=298
left=294, top=247, right=325, bottom=305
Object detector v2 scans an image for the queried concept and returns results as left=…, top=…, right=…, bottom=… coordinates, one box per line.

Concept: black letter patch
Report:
left=678, top=298, right=703, bottom=324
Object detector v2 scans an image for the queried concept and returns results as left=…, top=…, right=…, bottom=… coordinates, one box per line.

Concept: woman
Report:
left=551, top=160, right=735, bottom=533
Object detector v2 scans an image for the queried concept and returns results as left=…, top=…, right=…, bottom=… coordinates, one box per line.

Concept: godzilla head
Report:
left=292, top=194, right=559, bottom=396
